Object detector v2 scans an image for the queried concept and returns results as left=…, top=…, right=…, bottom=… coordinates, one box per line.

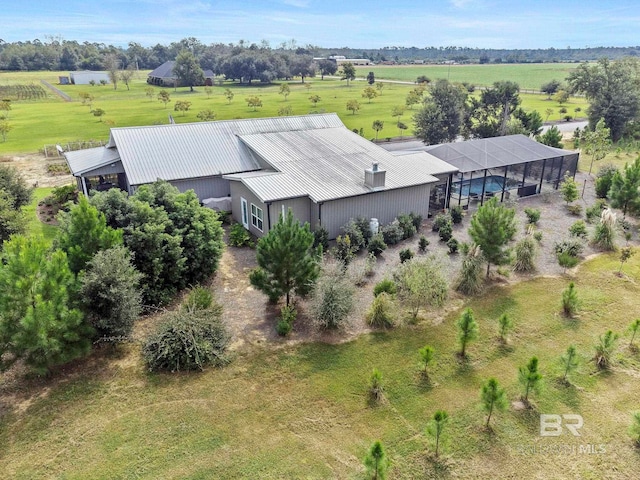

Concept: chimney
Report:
left=365, top=162, right=386, bottom=190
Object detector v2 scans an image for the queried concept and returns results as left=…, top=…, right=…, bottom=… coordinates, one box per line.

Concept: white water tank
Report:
left=369, top=218, right=379, bottom=235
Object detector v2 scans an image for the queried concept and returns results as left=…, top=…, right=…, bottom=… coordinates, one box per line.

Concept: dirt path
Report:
left=40, top=80, right=72, bottom=102
left=2, top=153, right=73, bottom=187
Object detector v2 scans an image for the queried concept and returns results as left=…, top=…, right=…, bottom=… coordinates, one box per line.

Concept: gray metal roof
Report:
left=148, top=60, right=214, bottom=79
left=234, top=127, right=442, bottom=202
left=424, top=134, right=578, bottom=173
left=64, top=147, right=121, bottom=175
left=389, top=151, right=459, bottom=175
left=107, top=114, right=345, bottom=185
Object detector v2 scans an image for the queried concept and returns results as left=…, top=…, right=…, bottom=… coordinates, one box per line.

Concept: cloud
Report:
left=281, top=0, right=309, bottom=7
left=449, top=0, right=474, bottom=8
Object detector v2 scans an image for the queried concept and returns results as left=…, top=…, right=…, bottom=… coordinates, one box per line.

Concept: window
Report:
left=251, top=204, right=264, bottom=231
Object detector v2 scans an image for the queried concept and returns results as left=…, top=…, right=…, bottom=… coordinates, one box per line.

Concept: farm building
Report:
left=63, top=114, right=452, bottom=239
left=69, top=71, right=110, bottom=85
left=147, top=61, right=215, bottom=87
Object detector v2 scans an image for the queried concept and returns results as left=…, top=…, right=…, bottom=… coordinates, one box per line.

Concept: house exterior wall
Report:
left=169, top=176, right=230, bottom=200
left=320, top=184, right=432, bottom=239
left=70, top=72, right=110, bottom=85
left=81, top=161, right=125, bottom=177
left=268, top=197, right=311, bottom=228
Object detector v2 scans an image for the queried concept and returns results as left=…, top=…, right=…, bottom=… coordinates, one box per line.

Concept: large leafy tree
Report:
left=468, top=197, right=517, bottom=276
left=583, top=118, right=612, bottom=175
left=249, top=209, right=320, bottom=305
left=56, top=195, right=123, bottom=274
left=609, top=157, right=640, bottom=217
left=340, top=62, right=356, bottom=86
left=468, top=81, right=521, bottom=138
left=414, top=79, right=468, bottom=145
left=393, top=256, right=448, bottom=321
left=0, top=236, right=92, bottom=373
left=173, top=50, right=205, bottom=91
left=568, top=58, right=640, bottom=141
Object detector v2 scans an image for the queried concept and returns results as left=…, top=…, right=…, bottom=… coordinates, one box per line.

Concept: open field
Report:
left=1, top=242, right=640, bottom=478
left=356, top=63, right=581, bottom=90
left=0, top=69, right=589, bottom=155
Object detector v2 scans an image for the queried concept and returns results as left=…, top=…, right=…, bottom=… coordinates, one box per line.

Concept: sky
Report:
left=3, top=0, right=640, bottom=50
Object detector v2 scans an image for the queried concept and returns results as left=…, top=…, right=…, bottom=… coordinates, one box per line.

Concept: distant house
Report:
left=69, top=71, right=110, bottom=85
left=147, top=61, right=215, bottom=87
left=63, top=114, right=452, bottom=239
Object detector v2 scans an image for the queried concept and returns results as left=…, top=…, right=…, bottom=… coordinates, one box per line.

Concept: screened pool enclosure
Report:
left=425, top=134, right=579, bottom=210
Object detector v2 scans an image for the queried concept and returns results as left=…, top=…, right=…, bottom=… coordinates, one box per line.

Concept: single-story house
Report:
left=69, top=71, right=110, bottom=85
left=63, top=114, right=454, bottom=239
left=147, top=61, right=215, bottom=87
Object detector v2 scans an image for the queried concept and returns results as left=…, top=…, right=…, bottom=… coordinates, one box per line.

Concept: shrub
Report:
left=397, top=213, right=417, bottom=239
left=335, top=234, right=356, bottom=264
left=310, top=263, right=355, bottom=330
left=586, top=199, right=607, bottom=223
left=313, top=225, right=329, bottom=252
left=450, top=205, right=464, bottom=224
left=399, top=248, right=414, bottom=263
left=374, top=278, right=396, bottom=297
left=394, top=256, right=448, bottom=320
left=381, top=221, right=403, bottom=245
left=51, top=184, right=78, bottom=206
left=554, top=238, right=585, bottom=257
left=447, top=237, right=459, bottom=254
left=524, top=207, right=541, bottom=225
left=409, top=212, right=423, bottom=231
left=418, top=235, right=429, bottom=252
left=367, top=232, right=387, bottom=256
left=438, top=222, right=453, bottom=241
left=142, top=308, right=230, bottom=372
left=594, top=330, right=619, bottom=369
left=432, top=212, right=453, bottom=232
left=366, top=292, right=394, bottom=328
left=569, top=220, right=588, bottom=239
left=592, top=208, right=617, bottom=251
left=455, top=244, right=484, bottom=295
left=514, top=235, right=537, bottom=272
left=354, top=216, right=373, bottom=246
left=567, top=204, right=583, bottom=216
left=364, top=252, right=377, bottom=277
left=341, top=220, right=365, bottom=252
left=557, top=252, right=580, bottom=271
left=595, top=164, right=618, bottom=198
left=80, top=246, right=143, bottom=341
left=182, top=286, right=214, bottom=312
left=276, top=305, right=297, bottom=336
left=229, top=223, right=252, bottom=247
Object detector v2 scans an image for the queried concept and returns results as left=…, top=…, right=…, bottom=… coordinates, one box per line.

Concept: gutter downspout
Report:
left=266, top=202, right=272, bottom=231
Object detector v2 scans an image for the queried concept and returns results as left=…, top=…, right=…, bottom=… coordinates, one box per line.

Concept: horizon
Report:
left=3, top=0, right=640, bottom=50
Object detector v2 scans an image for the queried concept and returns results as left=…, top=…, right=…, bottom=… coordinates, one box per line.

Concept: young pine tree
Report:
left=594, top=330, right=619, bottom=370
left=363, top=440, right=389, bottom=480
left=468, top=198, right=516, bottom=277
left=562, top=282, right=579, bottom=317
left=457, top=308, right=479, bottom=358
left=561, top=345, right=579, bottom=383
left=629, top=319, right=640, bottom=348
left=426, top=410, right=449, bottom=458
left=518, top=356, right=542, bottom=404
left=498, top=313, right=513, bottom=344
left=249, top=209, right=320, bottom=305
left=419, top=345, right=435, bottom=378
left=480, top=378, right=507, bottom=427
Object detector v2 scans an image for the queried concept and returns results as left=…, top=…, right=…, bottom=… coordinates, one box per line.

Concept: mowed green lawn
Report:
left=0, top=68, right=588, bottom=155
left=2, top=252, right=640, bottom=479
left=356, top=63, right=581, bottom=90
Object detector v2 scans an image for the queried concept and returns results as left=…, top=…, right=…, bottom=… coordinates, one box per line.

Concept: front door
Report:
left=241, top=198, right=249, bottom=229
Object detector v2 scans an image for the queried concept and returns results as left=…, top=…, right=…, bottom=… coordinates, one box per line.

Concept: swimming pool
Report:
left=452, top=175, right=506, bottom=198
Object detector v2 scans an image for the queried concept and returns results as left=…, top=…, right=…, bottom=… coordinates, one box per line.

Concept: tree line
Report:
left=2, top=36, right=640, bottom=72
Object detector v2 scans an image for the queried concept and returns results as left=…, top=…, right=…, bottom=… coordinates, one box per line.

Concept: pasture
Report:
left=1, top=249, right=640, bottom=479
left=0, top=67, right=589, bottom=155
left=355, top=63, right=581, bottom=90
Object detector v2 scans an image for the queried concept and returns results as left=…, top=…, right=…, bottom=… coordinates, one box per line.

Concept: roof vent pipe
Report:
left=372, top=162, right=378, bottom=172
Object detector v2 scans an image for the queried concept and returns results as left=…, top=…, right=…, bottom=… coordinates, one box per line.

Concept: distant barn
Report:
left=69, top=71, right=110, bottom=85
left=147, top=61, right=215, bottom=87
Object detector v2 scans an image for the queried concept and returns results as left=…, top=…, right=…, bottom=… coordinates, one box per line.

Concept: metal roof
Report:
left=107, top=114, right=345, bottom=185
left=148, top=60, right=214, bottom=79
left=389, top=151, right=459, bottom=175
left=64, top=147, right=121, bottom=175
left=424, top=134, right=578, bottom=173
left=234, top=127, right=442, bottom=202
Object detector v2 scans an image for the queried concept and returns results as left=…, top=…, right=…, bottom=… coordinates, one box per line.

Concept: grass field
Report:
left=23, top=187, right=58, bottom=242
left=2, top=251, right=640, bottom=479
left=356, top=63, right=581, bottom=90
left=0, top=67, right=589, bottom=155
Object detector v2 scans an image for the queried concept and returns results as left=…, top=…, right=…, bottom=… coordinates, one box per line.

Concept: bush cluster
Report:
left=229, top=223, right=252, bottom=247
